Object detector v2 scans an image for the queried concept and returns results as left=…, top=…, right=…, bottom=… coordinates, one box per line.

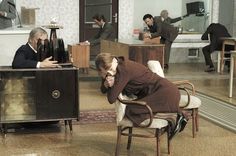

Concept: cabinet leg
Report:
left=1, top=124, right=7, bottom=138
left=68, top=120, right=73, bottom=132
left=64, top=120, right=68, bottom=126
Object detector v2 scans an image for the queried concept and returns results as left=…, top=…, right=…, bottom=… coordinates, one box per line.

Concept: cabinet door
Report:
left=36, top=70, right=78, bottom=120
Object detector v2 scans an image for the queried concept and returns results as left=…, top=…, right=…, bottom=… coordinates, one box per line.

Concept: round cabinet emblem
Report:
left=52, top=90, right=60, bottom=99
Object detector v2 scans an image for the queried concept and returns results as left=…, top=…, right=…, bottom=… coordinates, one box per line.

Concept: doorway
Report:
left=79, top=0, right=118, bottom=42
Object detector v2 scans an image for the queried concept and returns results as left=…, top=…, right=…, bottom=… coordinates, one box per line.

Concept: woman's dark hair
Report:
left=92, top=14, right=106, bottom=22
left=143, top=14, right=153, bottom=21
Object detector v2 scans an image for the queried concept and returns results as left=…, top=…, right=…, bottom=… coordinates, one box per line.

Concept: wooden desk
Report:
left=0, top=67, right=79, bottom=134
left=229, top=51, right=236, bottom=97
left=220, top=37, right=236, bottom=74
left=101, top=39, right=165, bottom=67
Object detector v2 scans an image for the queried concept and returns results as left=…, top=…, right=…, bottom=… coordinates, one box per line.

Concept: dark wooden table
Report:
left=0, top=67, right=79, bottom=136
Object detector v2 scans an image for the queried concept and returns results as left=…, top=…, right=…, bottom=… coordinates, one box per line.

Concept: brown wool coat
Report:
left=101, top=57, right=181, bottom=125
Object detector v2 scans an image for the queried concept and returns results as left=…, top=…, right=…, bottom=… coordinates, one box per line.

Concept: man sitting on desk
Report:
left=12, top=27, right=59, bottom=69
left=201, top=23, right=234, bottom=72
left=143, top=14, right=178, bottom=70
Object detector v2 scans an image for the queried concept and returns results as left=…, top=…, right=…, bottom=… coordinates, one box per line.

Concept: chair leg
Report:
left=195, top=109, right=199, bottom=132
left=156, top=129, right=161, bottom=156
left=167, top=125, right=171, bottom=154
left=192, top=109, right=196, bottom=138
left=127, top=127, right=132, bottom=150
left=115, top=126, right=122, bottom=156
left=220, top=43, right=225, bottom=74
left=217, top=51, right=221, bottom=73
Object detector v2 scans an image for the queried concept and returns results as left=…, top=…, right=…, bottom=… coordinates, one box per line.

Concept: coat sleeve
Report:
left=201, top=24, right=212, bottom=40
left=6, top=0, right=16, bottom=19
left=106, top=68, right=130, bottom=104
left=169, top=17, right=182, bottom=23
left=150, top=21, right=162, bottom=39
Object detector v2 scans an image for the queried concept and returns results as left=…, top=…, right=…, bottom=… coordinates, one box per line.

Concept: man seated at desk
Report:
left=143, top=14, right=178, bottom=70
left=12, top=27, right=59, bottom=69
left=201, top=23, right=234, bottom=72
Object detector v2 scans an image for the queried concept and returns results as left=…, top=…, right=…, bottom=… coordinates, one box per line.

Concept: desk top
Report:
left=220, top=37, right=236, bottom=47
left=220, top=37, right=236, bottom=41
left=0, top=66, right=78, bottom=72
left=230, top=51, right=236, bottom=54
left=110, top=39, right=165, bottom=47
left=0, top=25, right=33, bottom=35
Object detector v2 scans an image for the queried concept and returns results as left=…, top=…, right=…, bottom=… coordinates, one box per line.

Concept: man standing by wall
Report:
left=0, top=0, right=16, bottom=29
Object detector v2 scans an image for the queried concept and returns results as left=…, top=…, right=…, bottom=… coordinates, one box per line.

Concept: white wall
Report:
left=8, top=0, right=223, bottom=43
left=219, top=0, right=234, bottom=35
left=16, top=0, right=80, bottom=46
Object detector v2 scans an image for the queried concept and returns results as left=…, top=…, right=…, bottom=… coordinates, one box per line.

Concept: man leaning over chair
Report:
left=95, top=52, right=188, bottom=139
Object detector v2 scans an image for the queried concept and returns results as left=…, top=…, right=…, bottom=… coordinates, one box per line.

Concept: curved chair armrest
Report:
left=178, top=87, right=191, bottom=108
left=173, top=80, right=195, bottom=95
left=118, top=97, right=154, bottom=128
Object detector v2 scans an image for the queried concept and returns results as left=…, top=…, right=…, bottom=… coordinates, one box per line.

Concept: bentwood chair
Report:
left=114, top=94, right=171, bottom=156
left=147, top=60, right=201, bottom=138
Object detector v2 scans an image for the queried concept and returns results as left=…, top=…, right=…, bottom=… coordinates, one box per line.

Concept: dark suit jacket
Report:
left=12, top=43, right=38, bottom=69
left=155, top=16, right=183, bottom=25
left=201, top=23, right=232, bottom=52
left=89, top=22, right=115, bottom=46
left=148, top=16, right=178, bottom=42
left=0, top=0, right=16, bottom=29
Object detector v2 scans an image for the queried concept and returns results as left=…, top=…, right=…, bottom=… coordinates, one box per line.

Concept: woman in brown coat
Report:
left=95, top=53, right=187, bottom=138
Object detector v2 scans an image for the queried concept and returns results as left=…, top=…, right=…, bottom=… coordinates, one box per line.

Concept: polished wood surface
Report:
left=101, top=39, right=165, bottom=67
left=0, top=68, right=79, bottom=127
left=68, top=44, right=90, bottom=73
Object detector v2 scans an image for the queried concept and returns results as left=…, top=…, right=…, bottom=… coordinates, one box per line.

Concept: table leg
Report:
left=220, top=43, right=225, bottom=74
left=229, top=54, right=234, bottom=97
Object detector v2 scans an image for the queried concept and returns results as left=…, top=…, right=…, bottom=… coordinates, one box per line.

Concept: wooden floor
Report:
left=0, top=63, right=235, bottom=156
left=79, top=62, right=236, bottom=111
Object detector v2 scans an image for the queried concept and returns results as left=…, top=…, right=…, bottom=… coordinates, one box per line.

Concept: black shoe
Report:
left=164, top=64, right=169, bottom=70
left=169, top=114, right=187, bottom=140
left=204, top=66, right=215, bottom=72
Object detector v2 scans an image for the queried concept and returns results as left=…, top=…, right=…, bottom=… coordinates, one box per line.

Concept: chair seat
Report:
left=118, top=117, right=168, bottom=129
left=179, top=95, right=201, bottom=109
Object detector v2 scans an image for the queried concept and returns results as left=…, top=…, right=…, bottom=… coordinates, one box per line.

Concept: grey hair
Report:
left=28, top=27, right=47, bottom=42
left=160, top=10, right=168, bottom=17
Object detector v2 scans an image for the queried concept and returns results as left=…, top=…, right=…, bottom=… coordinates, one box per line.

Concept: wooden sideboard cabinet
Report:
left=0, top=67, right=79, bottom=134
left=68, top=44, right=90, bottom=73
